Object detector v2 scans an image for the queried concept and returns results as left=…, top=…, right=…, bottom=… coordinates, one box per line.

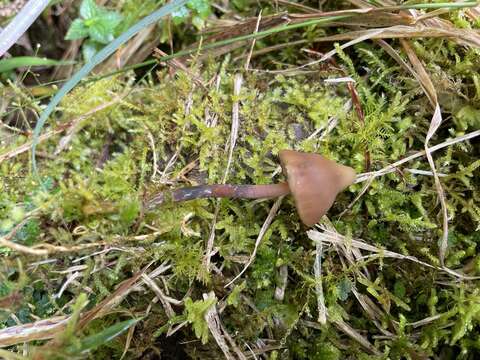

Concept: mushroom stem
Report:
left=146, top=182, right=290, bottom=210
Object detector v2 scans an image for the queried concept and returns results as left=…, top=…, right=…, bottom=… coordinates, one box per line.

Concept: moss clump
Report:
left=1, top=2, right=480, bottom=359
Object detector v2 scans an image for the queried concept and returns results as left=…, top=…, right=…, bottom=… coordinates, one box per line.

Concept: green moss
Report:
left=1, top=4, right=480, bottom=357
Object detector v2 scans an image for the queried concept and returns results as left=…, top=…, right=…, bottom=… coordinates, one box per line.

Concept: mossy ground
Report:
left=1, top=1, right=480, bottom=359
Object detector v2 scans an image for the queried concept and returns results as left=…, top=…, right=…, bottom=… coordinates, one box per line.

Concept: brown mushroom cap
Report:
left=279, top=150, right=356, bottom=226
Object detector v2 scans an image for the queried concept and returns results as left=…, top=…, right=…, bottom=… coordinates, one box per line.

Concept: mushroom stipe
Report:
left=146, top=150, right=356, bottom=227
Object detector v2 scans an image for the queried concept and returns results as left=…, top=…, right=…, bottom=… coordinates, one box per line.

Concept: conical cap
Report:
left=279, top=150, right=356, bottom=226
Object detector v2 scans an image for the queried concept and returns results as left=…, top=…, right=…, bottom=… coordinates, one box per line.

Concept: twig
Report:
left=330, top=317, right=381, bottom=355
left=0, top=93, right=127, bottom=164
left=0, top=217, right=50, bottom=255
left=146, top=130, right=159, bottom=181
left=302, top=318, right=381, bottom=355
left=154, top=48, right=206, bottom=89
left=341, top=129, right=479, bottom=219
left=400, top=38, right=449, bottom=265
left=0, top=316, right=69, bottom=347
left=55, top=272, right=81, bottom=299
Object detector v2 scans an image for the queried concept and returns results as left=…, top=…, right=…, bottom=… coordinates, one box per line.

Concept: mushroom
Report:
left=146, top=150, right=356, bottom=226
left=278, top=149, right=356, bottom=226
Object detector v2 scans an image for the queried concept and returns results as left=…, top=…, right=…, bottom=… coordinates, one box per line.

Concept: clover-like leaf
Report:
left=88, top=23, right=112, bottom=44
left=191, top=16, right=205, bottom=30
left=81, top=40, right=100, bottom=62
left=172, top=6, right=189, bottom=25
left=65, top=19, right=89, bottom=40
left=80, top=0, right=99, bottom=19
left=187, top=0, right=211, bottom=19
left=88, top=25, right=110, bottom=44
left=98, top=10, right=123, bottom=29
left=87, top=12, right=123, bottom=44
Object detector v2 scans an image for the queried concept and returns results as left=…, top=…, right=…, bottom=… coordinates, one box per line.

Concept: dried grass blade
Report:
left=312, top=25, right=480, bottom=48
left=331, top=318, right=382, bottom=355
left=203, top=74, right=243, bottom=274
left=400, top=39, right=449, bottom=265
left=308, top=228, right=480, bottom=280
left=77, top=262, right=153, bottom=329
left=203, top=292, right=246, bottom=360
left=0, top=316, right=69, bottom=347
left=355, top=129, right=480, bottom=183
left=225, top=196, right=284, bottom=288
left=313, top=239, right=326, bottom=324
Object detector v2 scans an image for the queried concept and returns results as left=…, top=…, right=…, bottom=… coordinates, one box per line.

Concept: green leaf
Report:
left=191, top=15, right=205, bottom=30
left=85, top=12, right=121, bottom=44
left=118, top=198, right=140, bottom=228
left=68, top=318, right=140, bottom=354
left=80, top=0, right=100, bottom=19
left=65, top=18, right=89, bottom=40
left=87, top=11, right=123, bottom=44
left=88, top=22, right=115, bottom=44
left=0, top=57, right=74, bottom=73
left=394, top=281, right=406, bottom=299
left=227, top=282, right=246, bottom=308
left=14, top=219, right=40, bottom=246
left=153, top=315, right=187, bottom=338
left=337, top=278, right=352, bottom=301
left=187, top=0, right=211, bottom=18
left=82, top=40, right=100, bottom=62
left=64, top=294, right=89, bottom=340
left=172, top=6, right=189, bottom=25
left=98, top=11, right=123, bottom=31
left=184, top=297, right=216, bottom=344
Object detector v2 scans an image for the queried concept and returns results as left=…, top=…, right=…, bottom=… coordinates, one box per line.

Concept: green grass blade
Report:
left=31, top=0, right=189, bottom=183
left=0, top=56, right=75, bottom=73
left=68, top=318, right=140, bottom=354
